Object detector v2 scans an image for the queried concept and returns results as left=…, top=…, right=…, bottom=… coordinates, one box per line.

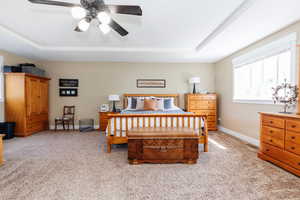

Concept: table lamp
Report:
left=189, top=77, right=201, bottom=94
left=108, top=95, right=120, bottom=112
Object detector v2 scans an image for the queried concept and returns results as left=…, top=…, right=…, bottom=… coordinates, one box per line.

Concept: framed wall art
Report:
left=59, top=88, right=78, bottom=97
left=59, top=79, right=79, bottom=87
left=136, top=79, right=166, bottom=88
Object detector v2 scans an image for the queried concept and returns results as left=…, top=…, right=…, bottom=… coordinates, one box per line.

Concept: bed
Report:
left=106, top=94, right=208, bottom=153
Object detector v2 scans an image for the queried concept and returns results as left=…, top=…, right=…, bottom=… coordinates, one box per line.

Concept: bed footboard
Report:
left=106, top=114, right=208, bottom=153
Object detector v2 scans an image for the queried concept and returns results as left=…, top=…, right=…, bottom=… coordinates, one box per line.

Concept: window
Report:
left=0, top=56, right=3, bottom=102
left=232, top=33, right=297, bottom=103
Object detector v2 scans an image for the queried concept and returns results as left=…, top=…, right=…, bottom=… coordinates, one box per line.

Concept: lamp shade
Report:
left=108, top=95, right=120, bottom=101
left=189, top=77, right=201, bottom=84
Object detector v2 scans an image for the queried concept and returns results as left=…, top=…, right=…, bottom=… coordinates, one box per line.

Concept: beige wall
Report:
left=39, top=62, right=215, bottom=127
left=0, top=50, right=35, bottom=122
left=215, top=21, right=300, bottom=140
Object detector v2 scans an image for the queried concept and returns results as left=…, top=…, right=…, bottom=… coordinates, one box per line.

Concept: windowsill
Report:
left=233, top=99, right=282, bottom=106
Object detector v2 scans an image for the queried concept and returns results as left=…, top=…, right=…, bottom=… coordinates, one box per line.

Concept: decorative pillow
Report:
left=155, top=98, right=164, bottom=110
left=126, top=97, right=138, bottom=109
left=126, top=98, right=132, bottom=109
left=144, top=99, right=158, bottom=111
left=130, top=98, right=137, bottom=109
left=136, top=98, right=145, bottom=110
left=164, top=98, right=175, bottom=109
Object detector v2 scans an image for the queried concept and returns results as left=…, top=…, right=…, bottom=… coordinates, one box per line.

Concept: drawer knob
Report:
left=270, top=130, right=273, bottom=133
left=291, top=136, right=296, bottom=139
left=269, top=139, right=273, bottom=142
left=292, top=125, right=297, bottom=128
left=270, top=121, right=273, bottom=124
left=266, top=149, right=270, bottom=152
left=291, top=147, right=296, bottom=150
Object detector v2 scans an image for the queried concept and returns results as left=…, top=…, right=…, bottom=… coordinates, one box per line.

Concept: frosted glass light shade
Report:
left=78, top=19, right=90, bottom=32
left=189, top=77, right=201, bottom=84
left=99, top=24, right=111, bottom=34
left=97, top=12, right=111, bottom=24
left=71, top=7, right=86, bottom=19
left=108, top=95, right=120, bottom=101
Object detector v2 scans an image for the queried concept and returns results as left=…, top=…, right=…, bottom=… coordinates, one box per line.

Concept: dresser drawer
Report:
left=189, top=101, right=216, bottom=110
left=261, top=126, right=284, bottom=140
left=207, top=116, right=216, bottom=122
left=261, top=143, right=300, bottom=170
left=286, top=120, right=300, bottom=133
left=262, top=116, right=285, bottom=129
left=286, top=131, right=300, bottom=145
left=188, top=95, right=216, bottom=101
left=191, top=110, right=216, bottom=116
left=261, top=135, right=284, bottom=149
left=285, top=141, right=300, bottom=156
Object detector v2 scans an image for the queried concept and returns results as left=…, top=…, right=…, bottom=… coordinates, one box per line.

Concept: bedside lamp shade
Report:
left=189, top=77, right=201, bottom=84
left=189, top=77, right=201, bottom=94
left=108, top=95, right=120, bottom=102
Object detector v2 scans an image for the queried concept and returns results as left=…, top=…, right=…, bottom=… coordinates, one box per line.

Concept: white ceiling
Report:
left=0, top=0, right=300, bottom=63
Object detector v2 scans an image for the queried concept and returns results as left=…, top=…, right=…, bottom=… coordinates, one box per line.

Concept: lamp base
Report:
left=193, top=83, right=196, bottom=94
left=112, top=101, right=117, bottom=112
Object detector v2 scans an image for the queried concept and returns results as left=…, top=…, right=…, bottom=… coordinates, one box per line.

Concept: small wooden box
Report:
left=128, top=127, right=199, bottom=164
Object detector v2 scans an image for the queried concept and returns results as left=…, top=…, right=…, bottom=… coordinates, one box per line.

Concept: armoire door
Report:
left=39, top=80, right=49, bottom=114
left=26, top=77, right=40, bottom=117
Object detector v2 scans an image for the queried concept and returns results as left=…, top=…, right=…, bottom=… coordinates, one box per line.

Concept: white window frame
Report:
left=232, top=33, right=297, bottom=104
left=0, top=56, right=3, bottom=103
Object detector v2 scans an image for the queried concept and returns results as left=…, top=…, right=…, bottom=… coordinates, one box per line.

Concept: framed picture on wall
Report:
left=137, top=79, right=166, bottom=88
left=59, top=79, right=79, bottom=87
left=60, top=88, right=78, bottom=97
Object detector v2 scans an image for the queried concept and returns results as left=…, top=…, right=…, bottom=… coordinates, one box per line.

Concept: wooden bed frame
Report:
left=106, top=94, right=208, bottom=153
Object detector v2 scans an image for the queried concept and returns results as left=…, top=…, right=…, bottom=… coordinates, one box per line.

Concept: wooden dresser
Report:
left=5, top=73, right=50, bottom=137
left=185, top=94, right=217, bottom=131
left=258, top=112, right=300, bottom=176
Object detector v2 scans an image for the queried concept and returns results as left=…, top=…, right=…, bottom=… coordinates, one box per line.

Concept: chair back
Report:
left=63, top=106, right=75, bottom=119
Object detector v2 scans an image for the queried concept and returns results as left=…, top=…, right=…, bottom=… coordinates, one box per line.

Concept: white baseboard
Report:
left=49, top=125, right=100, bottom=130
left=218, top=126, right=259, bottom=147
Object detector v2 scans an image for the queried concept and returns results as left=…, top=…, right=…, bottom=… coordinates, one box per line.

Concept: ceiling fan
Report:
left=27, top=0, right=143, bottom=36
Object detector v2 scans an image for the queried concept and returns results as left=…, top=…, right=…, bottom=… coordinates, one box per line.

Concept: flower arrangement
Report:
left=272, top=79, right=298, bottom=114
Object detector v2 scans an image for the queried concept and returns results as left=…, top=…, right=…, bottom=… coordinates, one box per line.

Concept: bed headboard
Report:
left=123, top=94, right=180, bottom=109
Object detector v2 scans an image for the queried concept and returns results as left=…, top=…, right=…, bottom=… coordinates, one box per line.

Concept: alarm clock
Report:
left=100, top=104, right=109, bottom=112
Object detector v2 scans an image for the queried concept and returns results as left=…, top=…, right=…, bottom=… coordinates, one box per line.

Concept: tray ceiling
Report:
left=0, top=0, right=300, bottom=62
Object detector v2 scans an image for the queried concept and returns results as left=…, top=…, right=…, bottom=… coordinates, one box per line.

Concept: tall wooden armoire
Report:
left=5, top=73, right=50, bottom=137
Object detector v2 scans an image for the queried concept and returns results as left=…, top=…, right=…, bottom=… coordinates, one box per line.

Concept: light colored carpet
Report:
left=0, top=131, right=300, bottom=200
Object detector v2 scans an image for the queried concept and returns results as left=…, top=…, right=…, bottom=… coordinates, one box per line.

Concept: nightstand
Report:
left=99, top=112, right=116, bottom=131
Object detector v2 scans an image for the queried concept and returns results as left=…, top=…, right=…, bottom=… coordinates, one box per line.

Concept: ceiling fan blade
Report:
left=107, top=5, right=142, bottom=16
left=27, top=0, right=80, bottom=7
left=109, top=19, right=129, bottom=36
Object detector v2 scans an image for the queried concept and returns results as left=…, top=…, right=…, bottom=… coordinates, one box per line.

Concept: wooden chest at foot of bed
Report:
left=128, top=127, right=199, bottom=164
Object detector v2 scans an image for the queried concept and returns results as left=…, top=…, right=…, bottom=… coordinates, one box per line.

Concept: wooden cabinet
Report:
left=185, top=94, right=217, bottom=131
left=5, top=73, right=50, bottom=137
left=258, top=112, right=300, bottom=176
left=99, top=112, right=115, bottom=131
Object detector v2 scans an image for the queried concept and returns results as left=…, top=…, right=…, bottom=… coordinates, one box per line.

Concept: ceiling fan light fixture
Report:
left=97, top=12, right=111, bottom=24
left=78, top=19, right=90, bottom=32
left=71, top=6, right=86, bottom=19
left=99, top=23, right=111, bottom=34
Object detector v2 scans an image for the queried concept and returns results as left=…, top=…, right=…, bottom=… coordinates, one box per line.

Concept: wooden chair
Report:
left=55, top=106, right=75, bottom=131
